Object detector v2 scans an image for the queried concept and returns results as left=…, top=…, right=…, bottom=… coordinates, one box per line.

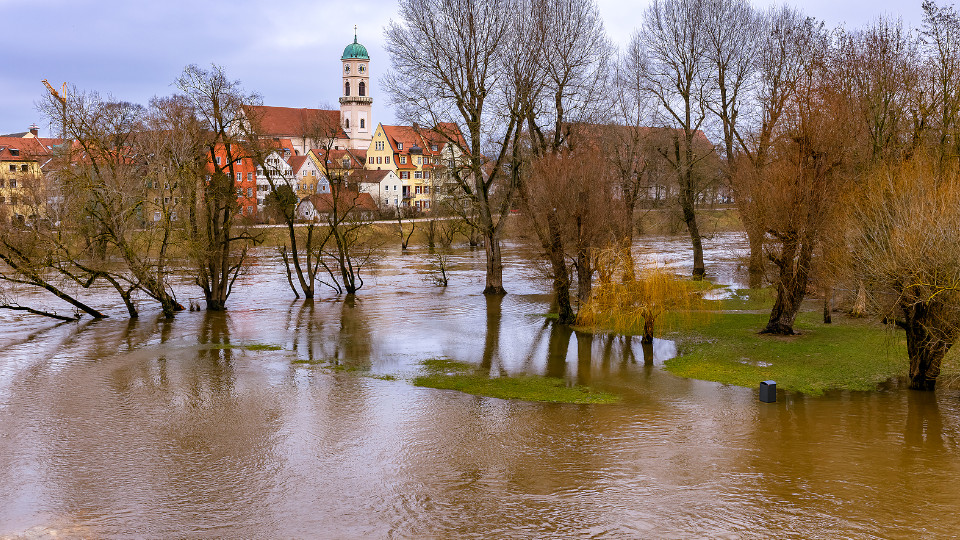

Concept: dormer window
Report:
left=431, top=144, right=438, bottom=152
left=400, top=156, right=407, bottom=164
left=9, top=148, right=19, bottom=156
left=397, top=142, right=403, bottom=150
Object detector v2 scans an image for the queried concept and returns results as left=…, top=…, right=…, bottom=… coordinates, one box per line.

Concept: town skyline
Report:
left=3, top=0, right=926, bottom=137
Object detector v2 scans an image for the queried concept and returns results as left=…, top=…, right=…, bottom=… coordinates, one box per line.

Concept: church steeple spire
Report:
left=340, top=28, right=373, bottom=150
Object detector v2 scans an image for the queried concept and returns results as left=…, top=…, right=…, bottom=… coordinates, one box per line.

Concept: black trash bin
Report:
left=759, top=380, right=777, bottom=403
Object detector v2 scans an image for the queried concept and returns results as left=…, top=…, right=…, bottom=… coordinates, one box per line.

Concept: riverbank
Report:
left=660, top=288, right=960, bottom=395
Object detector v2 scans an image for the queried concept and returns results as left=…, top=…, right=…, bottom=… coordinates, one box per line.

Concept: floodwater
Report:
left=1, top=234, right=959, bottom=538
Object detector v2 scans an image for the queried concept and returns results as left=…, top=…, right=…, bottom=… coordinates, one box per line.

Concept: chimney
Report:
left=29, top=124, right=39, bottom=137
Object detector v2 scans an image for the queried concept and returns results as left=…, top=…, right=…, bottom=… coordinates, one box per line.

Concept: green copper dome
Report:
left=342, top=35, right=369, bottom=60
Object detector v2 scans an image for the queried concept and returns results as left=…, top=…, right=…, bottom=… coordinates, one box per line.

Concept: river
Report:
left=1, top=234, right=958, bottom=538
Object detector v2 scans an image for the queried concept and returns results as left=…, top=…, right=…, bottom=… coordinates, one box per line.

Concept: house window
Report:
left=247, top=187, right=253, bottom=197
left=7, top=165, right=14, bottom=172
left=154, top=211, right=161, bottom=222
left=400, top=156, right=406, bottom=164
left=424, top=200, right=430, bottom=209
left=393, top=185, right=398, bottom=190
left=417, top=157, right=422, bottom=165
left=248, top=172, right=253, bottom=181
left=414, top=171, right=422, bottom=179
left=216, top=156, right=221, bottom=165
left=415, top=186, right=422, bottom=194
left=400, top=171, right=410, bottom=179
left=20, top=165, right=28, bottom=172
left=9, top=179, right=16, bottom=188
left=423, top=186, right=430, bottom=194
left=237, top=172, right=242, bottom=182
left=424, top=171, right=430, bottom=179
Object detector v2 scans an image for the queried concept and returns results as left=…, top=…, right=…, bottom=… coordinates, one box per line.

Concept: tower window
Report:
left=345, top=118, right=350, bottom=129
left=345, top=81, right=350, bottom=96
left=359, top=82, right=366, bottom=97
left=360, top=118, right=365, bottom=129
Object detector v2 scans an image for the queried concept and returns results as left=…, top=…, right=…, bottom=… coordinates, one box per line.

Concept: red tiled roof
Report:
left=304, top=191, right=378, bottom=213
left=287, top=155, right=308, bottom=174
left=243, top=105, right=347, bottom=140
left=380, top=123, right=467, bottom=159
left=0, top=136, right=57, bottom=161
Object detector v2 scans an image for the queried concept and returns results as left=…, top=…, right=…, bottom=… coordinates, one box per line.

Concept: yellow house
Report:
left=0, top=135, right=55, bottom=224
left=365, top=123, right=465, bottom=212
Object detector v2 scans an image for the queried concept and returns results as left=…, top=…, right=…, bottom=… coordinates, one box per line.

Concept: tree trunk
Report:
left=642, top=317, right=655, bottom=344
left=762, top=234, right=813, bottom=335
left=903, top=302, right=954, bottom=391
left=576, top=246, right=592, bottom=307
left=482, top=229, right=506, bottom=295
left=546, top=214, right=574, bottom=324
left=822, top=287, right=832, bottom=324
left=680, top=189, right=705, bottom=279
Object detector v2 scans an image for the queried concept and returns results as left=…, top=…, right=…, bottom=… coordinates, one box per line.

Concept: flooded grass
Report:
left=206, top=342, right=283, bottom=351
left=413, top=358, right=620, bottom=404
left=665, top=311, right=907, bottom=395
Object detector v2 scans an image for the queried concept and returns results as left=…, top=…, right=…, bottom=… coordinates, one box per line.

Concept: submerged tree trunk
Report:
left=482, top=229, right=506, bottom=295
left=680, top=188, right=705, bottom=279
left=546, top=214, right=575, bottom=324
left=901, top=302, right=956, bottom=391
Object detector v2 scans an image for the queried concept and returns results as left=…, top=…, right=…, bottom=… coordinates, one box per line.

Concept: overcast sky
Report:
left=1, top=0, right=928, bottom=137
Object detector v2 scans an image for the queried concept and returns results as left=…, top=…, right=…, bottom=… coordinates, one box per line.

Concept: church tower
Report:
left=340, top=27, right=373, bottom=150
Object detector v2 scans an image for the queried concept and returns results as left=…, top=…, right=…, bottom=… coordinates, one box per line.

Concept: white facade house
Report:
left=256, top=151, right=295, bottom=211
left=354, top=169, right=403, bottom=208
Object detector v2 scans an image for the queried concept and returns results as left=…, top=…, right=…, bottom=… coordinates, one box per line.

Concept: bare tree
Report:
left=731, top=6, right=810, bottom=288
left=385, top=0, right=520, bottom=295
left=757, top=29, right=857, bottom=335
left=245, top=106, right=342, bottom=299
left=921, top=0, right=960, bottom=160
left=634, top=0, right=716, bottom=279
left=521, top=147, right=616, bottom=323
left=175, top=64, right=258, bottom=311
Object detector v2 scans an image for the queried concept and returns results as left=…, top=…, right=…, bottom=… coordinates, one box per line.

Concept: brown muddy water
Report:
left=1, top=234, right=959, bottom=538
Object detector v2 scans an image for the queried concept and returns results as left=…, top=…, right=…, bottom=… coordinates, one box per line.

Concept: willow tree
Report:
left=850, top=155, right=960, bottom=390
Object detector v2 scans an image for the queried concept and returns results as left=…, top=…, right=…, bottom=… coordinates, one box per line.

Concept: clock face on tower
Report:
left=359, top=64, right=366, bottom=73
left=344, top=65, right=350, bottom=74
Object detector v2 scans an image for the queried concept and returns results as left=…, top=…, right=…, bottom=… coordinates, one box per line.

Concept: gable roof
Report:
left=352, top=169, right=395, bottom=184
left=303, top=190, right=378, bottom=213
left=378, top=123, right=467, bottom=160
left=287, top=155, right=308, bottom=174
left=243, top=105, right=347, bottom=140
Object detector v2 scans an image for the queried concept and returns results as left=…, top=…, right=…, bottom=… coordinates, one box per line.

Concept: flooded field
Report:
left=1, top=234, right=959, bottom=538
